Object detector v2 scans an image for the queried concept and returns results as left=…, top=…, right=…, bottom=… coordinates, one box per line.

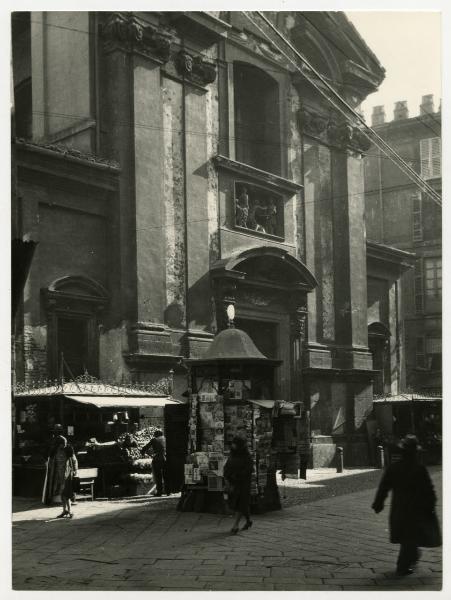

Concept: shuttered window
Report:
left=412, top=193, right=423, bottom=242
left=420, top=137, right=441, bottom=179
left=414, top=259, right=424, bottom=313
left=416, top=337, right=425, bottom=368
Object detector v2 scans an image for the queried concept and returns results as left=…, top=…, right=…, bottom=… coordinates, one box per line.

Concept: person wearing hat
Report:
left=372, top=434, right=440, bottom=575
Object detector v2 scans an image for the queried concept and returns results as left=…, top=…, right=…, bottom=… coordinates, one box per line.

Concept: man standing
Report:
left=142, top=430, right=167, bottom=496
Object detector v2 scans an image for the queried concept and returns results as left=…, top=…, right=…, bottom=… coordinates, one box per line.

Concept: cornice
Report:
left=213, top=155, right=303, bottom=195
left=15, top=138, right=120, bottom=172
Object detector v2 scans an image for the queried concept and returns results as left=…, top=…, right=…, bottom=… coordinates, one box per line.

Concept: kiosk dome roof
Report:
left=188, top=327, right=280, bottom=365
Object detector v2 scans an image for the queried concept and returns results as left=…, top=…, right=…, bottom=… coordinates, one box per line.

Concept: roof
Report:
left=13, top=377, right=173, bottom=399
left=373, top=394, right=442, bottom=403
left=64, top=395, right=179, bottom=408
left=187, top=327, right=281, bottom=366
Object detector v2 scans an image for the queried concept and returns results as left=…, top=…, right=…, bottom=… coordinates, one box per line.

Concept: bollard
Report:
left=336, top=446, right=344, bottom=473
left=377, top=445, right=385, bottom=469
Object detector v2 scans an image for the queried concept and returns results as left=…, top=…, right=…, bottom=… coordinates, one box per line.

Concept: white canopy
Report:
left=64, top=395, right=181, bottom=408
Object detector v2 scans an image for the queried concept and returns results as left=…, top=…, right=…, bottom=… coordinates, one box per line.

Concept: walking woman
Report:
left=372, top=434, right=441, bottom=575
left=60, top=445, right=79, bottom=518
left=43, top=435, right=78, bottom=518
left=224, top=436, right=253, bottom=534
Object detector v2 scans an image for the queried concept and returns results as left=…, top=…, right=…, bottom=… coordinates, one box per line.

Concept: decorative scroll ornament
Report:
left=290, top=305, right=308, bottom=338
left=100, top=12, right=172, bottom=63
left=327, top=121, right=372, bottom=153
left=175, top=50, right=217, bottom=86
left=298, top=107, right=372, bottom=153
left=297, top=107, right=328, bottom=138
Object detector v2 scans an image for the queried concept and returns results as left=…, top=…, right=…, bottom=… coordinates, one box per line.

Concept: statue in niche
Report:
left=235, top=185, right=279, bottom=236
left=251, top=197, right=277, bottom=235
left=235, top=187, right=250, bottom=228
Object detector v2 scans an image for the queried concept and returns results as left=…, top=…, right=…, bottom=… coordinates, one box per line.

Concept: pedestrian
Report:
left=224, top=436, right=253, bottom=534
left=372, top=434, right=441, bottom=575
left=43, top=435, right=78, bottom=518
left=60, top=444, right=79, bottom=519
left=142, top=429, right=167, bottom=496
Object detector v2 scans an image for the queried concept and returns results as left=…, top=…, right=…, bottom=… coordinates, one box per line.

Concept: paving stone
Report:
left=12, top=468, right=442, bottom=592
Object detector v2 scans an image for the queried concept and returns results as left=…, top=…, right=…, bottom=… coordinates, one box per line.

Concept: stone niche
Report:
left=233, top=181, right=284, bottom=239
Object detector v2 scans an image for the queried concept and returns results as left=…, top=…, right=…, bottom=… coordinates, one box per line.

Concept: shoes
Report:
left=67, top=513, right=74, bottom=519
left=56, top=512, right=67, bottom=519
left=396, top=568, right=414, bottom=576
left=241, top=520, right=253, bottom=531
left=230, top=527, right=239, bottom=535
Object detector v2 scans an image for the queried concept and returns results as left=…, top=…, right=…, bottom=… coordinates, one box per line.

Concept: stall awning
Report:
left=64, top=395, right=181, bottom=408
left=249, top=399, right=275, bottom=409
left=373, top=394, right=442, bottom=403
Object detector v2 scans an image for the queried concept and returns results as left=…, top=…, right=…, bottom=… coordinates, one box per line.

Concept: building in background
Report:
left=12, top=11, right=413, bottom=467
left=364, top=95, right=442, bottom=395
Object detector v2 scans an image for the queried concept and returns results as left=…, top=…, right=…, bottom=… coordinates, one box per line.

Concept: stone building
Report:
left=12, top=11, right=411, bottom=466
left=364, top=96, right=442, bottom=394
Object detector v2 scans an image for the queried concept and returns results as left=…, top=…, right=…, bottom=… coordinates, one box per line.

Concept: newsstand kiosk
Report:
left=178, top=314, right=301, bottom=514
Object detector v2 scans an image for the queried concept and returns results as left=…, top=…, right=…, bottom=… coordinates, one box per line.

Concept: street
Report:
left=12, top=467, right=442, bottom=591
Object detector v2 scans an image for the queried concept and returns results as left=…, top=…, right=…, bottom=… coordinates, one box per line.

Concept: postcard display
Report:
left=180, top=377, right=281, bottom=513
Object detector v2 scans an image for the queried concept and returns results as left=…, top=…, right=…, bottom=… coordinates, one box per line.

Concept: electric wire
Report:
left=247, top=11, right=441, bottom=207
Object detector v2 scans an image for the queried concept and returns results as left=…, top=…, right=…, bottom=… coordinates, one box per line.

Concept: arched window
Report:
left=233, top=62, right=281, bottom=175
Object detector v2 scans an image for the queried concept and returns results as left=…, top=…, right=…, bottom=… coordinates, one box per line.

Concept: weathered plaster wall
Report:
left=32, top=12, right=92, bottom=146
left=98, top=323, right=129, bottom=382
left=303, top=139, right=335, bottom=343
left=288, top=84, right=305, bottom=263
left=163, top=76, right=186, bottom=329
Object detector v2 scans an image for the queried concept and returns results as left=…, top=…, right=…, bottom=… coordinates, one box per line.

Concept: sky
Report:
left=346, top=11, right=442, bottom=123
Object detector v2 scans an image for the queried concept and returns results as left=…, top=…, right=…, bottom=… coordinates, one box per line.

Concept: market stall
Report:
left=373, top=392, right=442, bottom=464
left=13, top=374, right=186, bottom=498
left=178, top=322, right=304, bottom=514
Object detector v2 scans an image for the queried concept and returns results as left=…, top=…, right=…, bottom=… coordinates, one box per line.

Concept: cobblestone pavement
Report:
left=12, top=467, right=442, bottom=591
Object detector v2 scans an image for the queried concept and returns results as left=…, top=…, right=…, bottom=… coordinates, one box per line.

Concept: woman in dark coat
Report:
left=224, top=436, right=254, bottom=534
left=372, top=434, right=439, bottom=575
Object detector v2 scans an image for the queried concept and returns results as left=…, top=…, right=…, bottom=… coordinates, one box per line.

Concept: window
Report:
left=412, top=193, right=423, bottom=242
left=424, top=257, right=442, bottom=299
left=416, top=337, right=425, bottom=368
left=425, top=337, right=441, bottom=371
left=414, top=259, right=424, bottom=313
left=57, top=317, right=89, bottom=378
left=233, top=62, right=281, bottom=175
left=234, top=182, right=284, bottom=238
left=420, top=137, right=441, bottom=180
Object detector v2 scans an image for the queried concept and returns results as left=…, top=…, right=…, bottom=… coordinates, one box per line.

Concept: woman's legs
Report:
left=232, top=512, right=242, bottom=531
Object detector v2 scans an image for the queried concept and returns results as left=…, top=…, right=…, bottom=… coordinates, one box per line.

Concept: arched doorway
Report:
left=210, top=246, right=317, bottom=404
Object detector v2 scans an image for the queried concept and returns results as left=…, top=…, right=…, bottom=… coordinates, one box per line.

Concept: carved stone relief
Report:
left=175, top=50, right=217, bottom=87
left=100, top=12, right=173, bottom=63
left=298, top=106, right=372, bottom=153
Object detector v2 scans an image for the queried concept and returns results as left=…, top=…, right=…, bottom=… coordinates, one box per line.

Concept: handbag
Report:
left=417, top=509, right=442, bottom=548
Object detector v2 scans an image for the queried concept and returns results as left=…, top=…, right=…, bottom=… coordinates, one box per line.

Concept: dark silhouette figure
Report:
left=142, top=430, right=167, bottom=496
left=372, top=434, right=440, bottom=575
left=224, top=436, right=253, bottom=534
